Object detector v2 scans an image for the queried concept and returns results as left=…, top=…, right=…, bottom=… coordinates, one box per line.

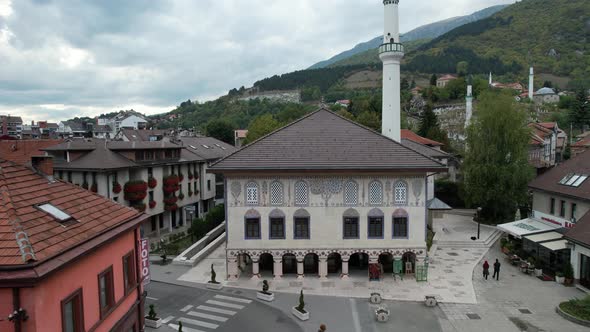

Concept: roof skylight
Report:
left=559, top=174, right=588, bottom=188
left=202, top=145, right=210, bottom=149
left=189, top=145, right=197, bottom=149
left=38, top=204, right=71, bottom=221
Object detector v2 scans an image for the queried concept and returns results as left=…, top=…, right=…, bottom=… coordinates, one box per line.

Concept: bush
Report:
left=434, top=179, right=466, bottom=208
left=560, top=296, right=590, bottom=321
left=564, top=262, right=574, bottom=279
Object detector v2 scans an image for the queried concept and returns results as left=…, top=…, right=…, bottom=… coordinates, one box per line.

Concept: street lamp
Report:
left=476, top=207, right=482, bottom=240
left=189, top=211, right=194, bottom=242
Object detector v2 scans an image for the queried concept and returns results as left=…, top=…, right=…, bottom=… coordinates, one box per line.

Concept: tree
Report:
left=401, top=78, right=410, bottom=91
left=463, top=91, right=534, bottom=222
left=543, top=81, right=553, bottom=88
left=205, top=120, right=235, bottom=145
left=569, top=88, right=590, bottom=131
left=356, top=111, right=381, bottom=131
left=244, top=114, right=282, bottom=144
left=418, top=104, right=438, bottom=137
left=456, top=61, right=469, bottom=77
left=430, top=74, right=437, bottom=86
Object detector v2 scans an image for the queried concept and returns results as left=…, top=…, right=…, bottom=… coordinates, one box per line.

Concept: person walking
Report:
left=493, top=259, right=501, bottom=280
left=483, top=260, right=490, bottom=280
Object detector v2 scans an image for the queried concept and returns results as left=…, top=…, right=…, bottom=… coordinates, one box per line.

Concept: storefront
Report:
left=522, top=232, right=570, bottom=275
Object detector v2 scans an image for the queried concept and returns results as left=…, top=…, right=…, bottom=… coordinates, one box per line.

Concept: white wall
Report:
left=571, top=244, right=590, bottom=282
left=532, top=190, right=590, bottom=222
left=226, top=175, right=428, bottom=251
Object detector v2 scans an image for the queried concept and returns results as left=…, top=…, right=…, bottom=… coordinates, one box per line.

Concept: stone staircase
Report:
left=434, top=227, right=502, bottom=249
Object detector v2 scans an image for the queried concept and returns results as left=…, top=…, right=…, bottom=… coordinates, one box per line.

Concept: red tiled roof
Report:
left=565, top=211, right=590, bottom=246
left=400, top=129, right=443, bottom=147
left=572, top=137, right=590, bottom=148
left=538, top=122, right=557, bottom=130
left=0, top=159, right=144, bottom=266
left=0, top=140, right=62, bottom=165
left=437, top=74, right=457, bottom=82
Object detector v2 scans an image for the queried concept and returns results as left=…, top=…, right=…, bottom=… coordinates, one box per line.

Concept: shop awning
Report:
left=539, top=239, right=569, bottom=251
left=524, top=231, right=563, bottom=243
left=497, top=218, right=560, bottom=238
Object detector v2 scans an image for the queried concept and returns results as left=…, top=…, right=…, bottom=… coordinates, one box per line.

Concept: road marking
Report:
left=181, top=305, right=194, bottom=312
left=179, top=317, right=219, bottom=329
left=168, top=323, right=206, bottom=332
left=196, top=305, right=237, bottom=316
left=213, top=295, right=252, bottom=304
left=188, top=311, right=229, bottom=322
left=146, top=296, right=158, bottom=301
left=161, top=315, right=175, bottom=324
left=349, top=298, right=362, bottom=332
left=206, top=300, right=245, bottom=310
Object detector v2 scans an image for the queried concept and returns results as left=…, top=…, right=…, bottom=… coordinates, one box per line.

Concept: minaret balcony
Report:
left=379, top=42, right=404, bottom=55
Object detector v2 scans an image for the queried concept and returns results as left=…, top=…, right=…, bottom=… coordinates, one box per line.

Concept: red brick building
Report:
left=0, top=156, right=147, bottom=332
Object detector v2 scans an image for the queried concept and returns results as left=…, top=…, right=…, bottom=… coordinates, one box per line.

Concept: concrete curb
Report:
left=556, top=304, right=590, bottom=327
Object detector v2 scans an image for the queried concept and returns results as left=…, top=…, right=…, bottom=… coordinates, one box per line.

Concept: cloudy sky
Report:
left=0, top=0, right=515, bottom=123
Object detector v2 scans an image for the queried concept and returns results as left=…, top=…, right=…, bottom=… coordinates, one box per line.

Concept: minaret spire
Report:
left=380, top=0, right=404, bottom=142
left=465, top=82, right=473, bottom=128
left=528, top=67, right=534, bottom=100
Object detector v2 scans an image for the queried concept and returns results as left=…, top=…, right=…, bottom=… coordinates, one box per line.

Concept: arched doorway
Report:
left=304, top=253, right=319, bottom=275
left=327, top=253, right=342, bottom=275
left=379, top=252, right=394, bottom=274
left=402, top=252, right=416, bottom=274
left=238, top=253, right=252, bottom=278
left=282, top=253, right=297, bottom=275
left=259, top=253, right=274, bottom=278
left=349, top=252, right=369, bottom=278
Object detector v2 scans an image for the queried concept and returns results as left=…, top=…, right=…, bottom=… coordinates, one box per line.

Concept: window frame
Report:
left=293, top=217, right=310, bottom=239
left=294, top=181, right=309, bottom=206
left=368, top=180, right=383, bottom=206
left=393, top=181, right=408, bottom=205
left=245, top=217, right=261, bottom=239
left=343, top=180, right=359, bottom=206
left=97, top=265, right=115, bottom=319
left=550, top=197, right=555, bottom=215
left=343, top=217, right=360, bottom=239
left=571, top=203, right=577, bottom=220
left=560, top=200, right=566, bottom=218
left=122, top=250, right=137, bottom=296
left=368, top=216, right=384, bottom=239
left=269, top=217, right=286, bottom=240
left=269, top=181, right=284, bottom=206
left=61, top=288, right=84, bottom=332
left=245, top=182, right=259, bottom=206
left=393, top=217, right=409, bottom=239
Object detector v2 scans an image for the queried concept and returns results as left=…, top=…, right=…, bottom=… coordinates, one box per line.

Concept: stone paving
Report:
left=178, top=212, right=494, bottom=304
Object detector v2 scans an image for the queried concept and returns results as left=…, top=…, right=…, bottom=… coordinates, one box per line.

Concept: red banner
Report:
left=140, top=239, right=151, bottom=286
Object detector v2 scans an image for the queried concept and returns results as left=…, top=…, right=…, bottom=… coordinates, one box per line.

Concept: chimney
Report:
left=31, top=156, right=54, bottom=180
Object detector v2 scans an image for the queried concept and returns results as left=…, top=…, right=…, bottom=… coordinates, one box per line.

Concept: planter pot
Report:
left=145, top=317, right=162, bottom=328
left=556, top=276, right=565, bottom=284
left=257, top=292, right=274, bottom=302
left=206, top=282, right=223, bottom=290
left=291, top=307, right=309, bottom=321
left=564, top=278, right=574, bottom=286
left=535, top=269, right=543, bottom=277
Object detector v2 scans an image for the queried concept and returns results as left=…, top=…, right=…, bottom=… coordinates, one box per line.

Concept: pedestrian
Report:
left=318, top=324, right=327, bottom=332
left=483, top=260, right=490, bottom=280
left=493, top=259, right=501, bottom=280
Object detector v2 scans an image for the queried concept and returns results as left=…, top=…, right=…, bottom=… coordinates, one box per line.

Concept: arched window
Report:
left=368, top=208, right=384, bottom=239
left=269, top=209, right=285, bottom=239
left=392, top=209, right=409, bottom=238
left=343, top=180, right=358, bottom=206
left=294, top=209, right=310, bottom=239
left=294, top=181, right=308, bottom=206
left=244, top=209, right=261, bottom=239
left=343, top=208, right=360, bottom=239
left=269, top=181, right=284, bottom=206
left=394, top=181, right=408, bottom=205
left=369, top=180, right=383, bottom=205
left=245, top=181, right=259, bottom=205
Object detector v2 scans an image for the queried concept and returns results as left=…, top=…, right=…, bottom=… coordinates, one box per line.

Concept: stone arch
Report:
left=282, top=252, right=297, bottom=275
left=379, top=252, right=394, bottom=274
left=343, top=208, right=359, bottom=217
left=304, top=252, right=319, bottom=274
left=368, top=208, right=384, bottom=217
left=327, top=252, right=342, bottom=275
left=402, top=251, right=417, bottom=274
left=245, top=209, right=261, bottom=218
left=259, top=252, right=274, bottom=274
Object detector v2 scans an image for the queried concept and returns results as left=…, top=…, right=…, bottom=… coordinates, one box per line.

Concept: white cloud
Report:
left=0, top=0, right=515, bottom=122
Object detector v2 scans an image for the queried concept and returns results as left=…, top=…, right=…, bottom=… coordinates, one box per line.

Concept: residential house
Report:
left=93, top=125, right=113, bottom=139
left=0, top=115, right=23, bottom=138
left=0, top=139, right=63, bottom=165
left=98, top=111, right=148, bottom=138
left=0, top=156, right=147, bottom=332
left=436, top=75, right=457, bottom=88
left=335, top=100, right=351, bottom=108
left=528, top=122, right=562, bottom=171
left=234, top=130, right=248, bottom=148
left=571, top=136, right=590, bottom=158
left=210, top=109, right=446, bottom=281
left=58, top=121, right=88, bottom=138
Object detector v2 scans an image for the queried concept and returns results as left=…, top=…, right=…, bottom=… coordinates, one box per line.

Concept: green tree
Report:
left=356, top=111, right=381, bottom=131
left=300, top=86, right=322, bottom=102
left=418, top=104, right=438, bottom=137
left=205, top=120, right=235, bottom=145
left=244, top=114, right=282, bottom=144
left=430, top=74, right=437, bottom=86
left=463, top=91, right=534, bottom=222
left=456, top=61, right=469, bottom=77
left=401, top=78, right=410, bottom=91
left=336, top=109, right=354, bottom=120
left=569, top=88, right=590, bottom=131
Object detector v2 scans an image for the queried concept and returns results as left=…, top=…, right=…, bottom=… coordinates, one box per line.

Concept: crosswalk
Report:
left=167, top=294, right=252, bottom=332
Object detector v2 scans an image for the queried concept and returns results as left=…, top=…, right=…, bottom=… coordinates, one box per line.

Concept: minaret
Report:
left=380, top=0, right=404, bottom=142
left=465, top=84, right=473, bottom=128
left=489, top=72, right=493, bottom=86
left=528, top=67, right=534, bottom=100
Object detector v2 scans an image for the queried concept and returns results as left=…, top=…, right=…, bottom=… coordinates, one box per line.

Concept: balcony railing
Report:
left=379, top=42, right=404, bottom=54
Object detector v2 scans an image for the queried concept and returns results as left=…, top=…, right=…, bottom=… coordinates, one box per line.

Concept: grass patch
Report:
left=560, top=296, right=590, bottom=321
left=427, top=228, right=436, bottom=251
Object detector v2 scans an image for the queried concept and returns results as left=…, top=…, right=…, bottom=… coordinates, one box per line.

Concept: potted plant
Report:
left=555, top=271, right=565, bottom=284
left=257, top=280, right=274, bottom=302
left=149, top=200, right=157, bottom=209
left=145, top=304, right=162, bottom=328
left=90, top=183, right=98, bottom=193
left=206, top=264, right=223, bottom=290
left=291, top=290, right=309, bottom=321
left=564, top=262, right=574, bottom=286
left=148, top=177, right=157, bottom=189
left=534, top=261, right=543, bottom=277
left=112, top=182, right=122, bottom=194
left=500, top=238, right=509, bottom=254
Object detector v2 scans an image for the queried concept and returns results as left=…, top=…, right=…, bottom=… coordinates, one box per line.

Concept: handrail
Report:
left=379, top=43, right=404, bottom=54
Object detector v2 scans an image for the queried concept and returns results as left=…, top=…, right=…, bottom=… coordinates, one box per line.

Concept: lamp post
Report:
left=476, top=207, right=482, bottom=240
left=189, top=211, right=194, bottom=242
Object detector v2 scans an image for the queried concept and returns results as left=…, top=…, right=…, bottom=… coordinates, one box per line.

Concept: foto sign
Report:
left=140, top=238, right=151, bottom=286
